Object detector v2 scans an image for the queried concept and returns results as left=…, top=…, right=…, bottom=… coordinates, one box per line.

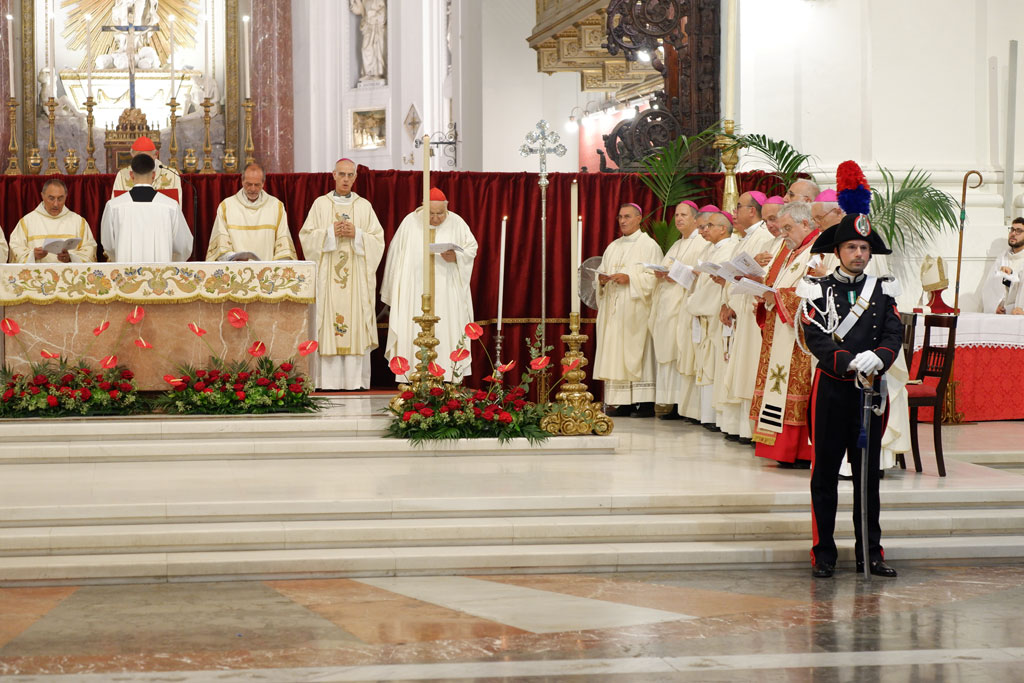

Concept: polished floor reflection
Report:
left=2, top=564, right=1024, bottom=681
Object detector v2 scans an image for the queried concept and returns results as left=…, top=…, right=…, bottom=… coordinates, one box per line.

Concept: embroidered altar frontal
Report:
left=0, top=262, right=317, bottom=390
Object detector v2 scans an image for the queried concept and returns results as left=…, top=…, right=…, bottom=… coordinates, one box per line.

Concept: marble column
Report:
left=0, top=0, right=13, bottom=161
left=250, top=0, right=294, bottom=173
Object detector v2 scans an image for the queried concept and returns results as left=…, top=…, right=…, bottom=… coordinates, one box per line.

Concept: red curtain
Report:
left=0, top=170, right=785, bottom=393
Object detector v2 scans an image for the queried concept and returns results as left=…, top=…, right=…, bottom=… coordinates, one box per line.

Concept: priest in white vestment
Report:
left=100, top=154, right=193, bottom=263
left=8, top=178, right=97, bottom=263
left=648, top=201, right=704, bottom=419
left=719, top=192, right=778, bottom=441
left=685, top=207, right=739, bottom=428
left=206, top=163, right=297, bottom=261
left=0, top=228, right=9, bottom=263
left=110, top=136, right=183, bottom=205
left=299, top=159, right=385, bottom=390
left=594, top=203, right=663, bottom=417
left=381, top=188, right=478, bottom=382
left=982, top=218, right=1024, bottom=314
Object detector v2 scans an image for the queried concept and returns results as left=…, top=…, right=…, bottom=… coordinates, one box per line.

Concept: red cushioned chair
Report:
left=906, top=314, right=958, bottom=477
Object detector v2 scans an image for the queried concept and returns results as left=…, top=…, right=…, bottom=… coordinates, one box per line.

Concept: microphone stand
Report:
left=158, top=160, right=201, bottom=261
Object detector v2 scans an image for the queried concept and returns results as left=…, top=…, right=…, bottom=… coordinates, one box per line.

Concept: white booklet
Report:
left=716, top=261, right=745, bottom=282
left=429, top=242, right=465, bottom=254
left=42, top=237, right=80, bottom=254
left=641, top=262, right=670, bottom=273
left=693, top=260, right=723, bottom=276
left=731, top=277, right=777, bottom=297
left=668, top=261, right=696, bottom=289
left=730, top=251, right=766, bottom=278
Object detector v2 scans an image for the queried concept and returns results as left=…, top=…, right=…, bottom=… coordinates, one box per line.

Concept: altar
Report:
left=0, top=261, right=316, bottom=391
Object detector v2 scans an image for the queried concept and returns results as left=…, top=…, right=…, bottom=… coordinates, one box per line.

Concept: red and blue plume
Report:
left=836, top=160, right=871, bottom=216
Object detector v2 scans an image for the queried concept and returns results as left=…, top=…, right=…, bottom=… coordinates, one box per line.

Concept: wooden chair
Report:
left=905, top=314, right=958, bottom=477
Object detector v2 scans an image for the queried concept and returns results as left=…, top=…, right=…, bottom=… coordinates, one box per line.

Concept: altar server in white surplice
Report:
left=206, top=163, right=297, bottom=261
left=111, top=136, right=183, bottom=205
left=982, top=217, right=1024, bottom=314
left=299, top=158, right=385, bottom=390
left=594, top=203, right=663, bottom=418
left=381, top=188, right=478, bottom=382
left=100, top=154, right=193, bottom=263
left=9, top=178, right=97, bottom=263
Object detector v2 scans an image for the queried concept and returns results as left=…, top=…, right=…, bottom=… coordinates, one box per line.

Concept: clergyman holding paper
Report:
left=9, top=179, right=97, bottom=263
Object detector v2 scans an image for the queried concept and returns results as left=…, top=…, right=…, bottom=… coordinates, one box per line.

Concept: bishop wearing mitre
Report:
left=206, top=163, right=297, bottom=261
left=9, top=179, right=97, bottom=263
left=299, top=158, right=385, bottom=390
left=381, top=188, right=478, bottom=382
left=111, top=136, right=183, bottom=205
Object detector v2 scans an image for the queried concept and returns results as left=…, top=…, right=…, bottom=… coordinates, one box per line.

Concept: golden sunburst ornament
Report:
left=60, top=0, right=201, bottom=71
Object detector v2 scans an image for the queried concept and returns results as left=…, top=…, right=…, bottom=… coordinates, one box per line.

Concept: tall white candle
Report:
left=5, top=14, right=14, bottom=99
left=570, top=181, right=579, bottom=314
left=724, top=0, right=737, bottom=120
left=241, top=15, right=251, bottom=99
left=422, top=135, right=430, bottom=296
left=85, top=13, right=92, bottom=98
left=167, top=15, right=175, bottom=101
left=203, top=9, right=210, bottom=76
left=497, top=216, right=507, bottom=333
left=577, top=216, right=583, bottom=271
left=48, top=16, right=55, bottom=98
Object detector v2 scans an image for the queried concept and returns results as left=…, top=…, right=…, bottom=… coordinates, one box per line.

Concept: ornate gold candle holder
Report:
left=82, top=97, right=99, bottom=174
left=5, top=97, right=20, bottom=175
left=407, top=293, right=442, bottom=392
left=44, top=97, right=60, bottom=175
left=713, top=119, right=740, bottom=214
left=243, top=98, right=256, bottom=166
left=223, top=148, right=238, bottom=173
left=199, top=98, right=215, bottom=174
left=183, top=148, right=198, bottom=173
left=167, top=97, right=180, bottom=170
left=540, top=312, right=613, bottom=436
left=27, top=147, right=42, bottom=174
left=63, top=148, right=80, bottom=174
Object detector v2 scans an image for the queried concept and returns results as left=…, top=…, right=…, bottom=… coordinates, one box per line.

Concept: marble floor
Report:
left=2, top=400, right=1024, bottom=681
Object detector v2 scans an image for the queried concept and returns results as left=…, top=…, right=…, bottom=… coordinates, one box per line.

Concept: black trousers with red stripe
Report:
left=809, top=371, right=884, bottom=568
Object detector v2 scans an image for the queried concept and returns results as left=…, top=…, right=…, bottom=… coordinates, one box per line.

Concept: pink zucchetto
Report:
left=765, top=196, right=785, bottom=205
left=748, top=191, right=767, bottom=206
left=697, top=204, right=720, bottom=214
left=720, top=211, right=735, bottom=224
left=680, top=200, right=699, bottom=211
left=814, top=189, right=838, bottom=203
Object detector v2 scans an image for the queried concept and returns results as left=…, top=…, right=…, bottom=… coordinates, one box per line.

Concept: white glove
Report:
left=849, top=350, right=883, bottom=375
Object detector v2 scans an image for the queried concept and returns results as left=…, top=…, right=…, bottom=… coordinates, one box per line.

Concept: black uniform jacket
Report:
left=800, top=269, right=904, bottom=380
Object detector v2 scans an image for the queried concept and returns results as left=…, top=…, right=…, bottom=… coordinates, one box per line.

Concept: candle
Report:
left=48, top=16, right=55, bottom=99
left=5, top=14, right=14, bottom=99
left=497, top=216, right=507, bottom=333
left=422, top=135, right=430, bottom=296
left=570, top=180, right=579, bottom=314
left=167, top=15, right=174, bottom=101
left=85, top=13, right=93, bottom=98
left=724, top=0, right=737, bottom=120
left=241, top=15, right=251, bottom=99
left=203, top=8, right=210, bottom=76
left=577, top=216, right=583, bottom=272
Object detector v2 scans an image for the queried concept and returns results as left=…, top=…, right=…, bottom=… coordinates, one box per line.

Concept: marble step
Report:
left=947, top=449, right=1024, bottom=468
left=2, top=535, right=1022, bottom=585
left=0, top=434, right=619, bottom=465
left=3, top=509, right=1024, bottom=557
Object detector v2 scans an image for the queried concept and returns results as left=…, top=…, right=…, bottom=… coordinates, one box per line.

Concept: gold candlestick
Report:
left=540, top=312, right=613, bottom=436
left=82, top=96, right=99, bottom=174
left=199, top=97, right=215, bottom=173
left=167, top=97, right=180, bottom=170
left=44, top=97, right=60, bottom=175
left=242, top=97, right=255, bottom=166
left=5, top=97, right=20, bottom=175
left=714, top=119, right=740, bottom=214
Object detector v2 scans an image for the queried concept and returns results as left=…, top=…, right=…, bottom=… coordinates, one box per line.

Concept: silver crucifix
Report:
left=519, top=120, right=566, bottom=363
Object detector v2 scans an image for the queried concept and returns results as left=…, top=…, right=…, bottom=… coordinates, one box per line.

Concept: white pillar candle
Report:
left=724, top=0, right=737, bottom=120
left=422, top=135, right=430, bottom=296
left=241, top=15, right=251, bottom=99
left=6, top=14, right=14, bottom=99
left=85, top=13, right=93, bottom=98
left=570, top=180, right=579, bottom=314
left=203, top=8, right=210, bottom=76
left=48, top=16, right=55, bottom=98
left=497, top=216, right=507, bottom=333
left=167, top=14, right=174, bottom=100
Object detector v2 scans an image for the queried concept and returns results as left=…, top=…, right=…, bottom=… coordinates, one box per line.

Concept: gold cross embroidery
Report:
left=768, top=363, right=788, bottom=393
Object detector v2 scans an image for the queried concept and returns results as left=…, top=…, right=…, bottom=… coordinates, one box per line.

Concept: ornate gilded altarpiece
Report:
left=18, top=0, right=240, bottom=161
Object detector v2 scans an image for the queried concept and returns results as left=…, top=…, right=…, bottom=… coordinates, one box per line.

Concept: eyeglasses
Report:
left=1009, top=227, right=1024, bottom=235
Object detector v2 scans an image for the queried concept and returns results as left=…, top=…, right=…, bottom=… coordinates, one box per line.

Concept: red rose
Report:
left=60, top=373, right=74, bottom=385
left=238, top=372, right=251, bottom=381
left=274, top=372, right=287, bottom=380
left=499, top=411, right=513, bottom=423
left=46, top=395, right=58, bottom=407
left=401, top=390, right=414, bottom=400
left=33, top=374, right=47, bottom=385
left=439, top=406, right=449, bottom=413
left=419, top=407, right=434, bottom=417
left=413, top=402, right=425, bottom=409
left=80, top=388, right=92, bottom=400
left=2, top=389, right=12, bottom=401
left=120, top=370, right=134, bottom=380
left=473, top=390, right=486, bottom=401
left=294, top=377, right=304, bottom=384
left=473, top=406, right=482, bottom=417
left=175, top=384, right=187, bottom=392
left=280, top=363, right=294, bottom=372
left=119, top=382, right=132, bottom=392
left=29, top=386, right=40, bottom=395
left=204, top=387, right=214, bottom=393
left=99, top=381, right=111, bottom=390
left=429, top=387, right=444, bottom=397
left=233, top=383, right=244, bottom=391
left=402, top=410, right=414, bottom=422
left=513, top=399, right=526, bottom=410
left=79, top=368, right=91, bottom=375
left=447, top=399, right=460, bottom=410
left=207, top=370, right=220, bottom=379
left=256, top=377, right=271, bottom=386
left=288, top=383, right=303, bottom=393
left=195, top=370, right=207, bottom=378
left=194, top=381, right=206, bottom=391
left=235, top=391, right=246, bottom=400
left=109, top=389, right=120, bottom=400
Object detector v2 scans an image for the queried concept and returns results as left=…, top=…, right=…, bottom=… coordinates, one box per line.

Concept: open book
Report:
left=693, top=260, right=723, bottom=276
left=42, top=237, right=81, bottom=254
left=640, top=262, right=670, bottom=273
left=731, top=277, right=776, bottom=297
left=668, top=261, right=696, bottom=289
left=429, top=242, right=465, bottom=254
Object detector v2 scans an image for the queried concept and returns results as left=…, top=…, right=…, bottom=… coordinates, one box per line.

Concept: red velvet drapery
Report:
left=0, top=170, right=785, bottom=392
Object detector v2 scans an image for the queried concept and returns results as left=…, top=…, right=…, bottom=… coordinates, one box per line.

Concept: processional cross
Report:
left=101, top=9, right=160, bottom=109
left=518, top=120, right=566, bottom=369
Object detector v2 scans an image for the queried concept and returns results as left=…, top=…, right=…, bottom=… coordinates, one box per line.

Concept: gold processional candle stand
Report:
left=5, top=96, right=19, bottom=174
left=539, top=310, right=613, bottom=436
left=405, top=135, right=442, bottom=394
